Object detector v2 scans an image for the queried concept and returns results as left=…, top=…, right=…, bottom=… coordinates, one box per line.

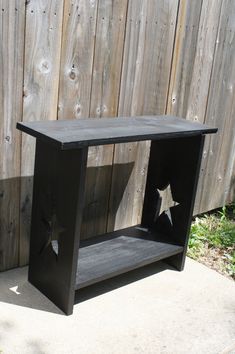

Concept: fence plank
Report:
left=19, top=0, right=64, bottom=266
left=58, top=0, right=98, bottom=239
left=188, top=0, right=222, bottom=213
left=89, top=0, right=128, bottom=119
left=0, top=1, right=25, bottom=270
left=186, top=0, right=222, bottom=124
left=58, top=0, right=98, bottom=119
left=166, top=0, right=203, bottom=117
left=166, top=0, right=223, bottom=214
left=83, top=0, right=128, bottom=239
left=108, top=0, right=179, bottom=231
left=198, top=0, right=235, bottom=212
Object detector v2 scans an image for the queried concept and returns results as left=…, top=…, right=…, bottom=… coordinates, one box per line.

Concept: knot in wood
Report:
left=75, top=104, right=81, bottom=115
left=90, top=0, right=96, bottom=7
left=70, top=71, right=76, bottom=80
left=40, top=60, right=50, bottom=74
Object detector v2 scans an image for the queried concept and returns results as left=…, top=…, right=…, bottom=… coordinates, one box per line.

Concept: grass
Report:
left=187, top=204, right=235, bottom=280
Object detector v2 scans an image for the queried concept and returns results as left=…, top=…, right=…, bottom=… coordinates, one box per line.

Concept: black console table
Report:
left=17, top=116, right=217, bottom=315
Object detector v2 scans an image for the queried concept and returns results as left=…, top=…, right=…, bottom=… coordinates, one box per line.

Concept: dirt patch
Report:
left=195, top=244, right=234, bottom=281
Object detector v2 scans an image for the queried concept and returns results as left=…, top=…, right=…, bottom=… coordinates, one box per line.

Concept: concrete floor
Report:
left=0, top=258, right=234, bottom=354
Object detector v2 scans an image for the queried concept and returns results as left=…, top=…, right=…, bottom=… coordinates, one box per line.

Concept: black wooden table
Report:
left=17, top=116, right=217, bottom=315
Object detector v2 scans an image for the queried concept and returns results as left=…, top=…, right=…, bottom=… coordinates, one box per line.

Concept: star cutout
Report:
left=154, top=184, right=179, bottom=224
left=159, top=184, right=179, bottom=212
left=40, top=212, right=65, bottom=257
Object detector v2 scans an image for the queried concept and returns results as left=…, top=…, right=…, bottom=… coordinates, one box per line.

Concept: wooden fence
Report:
left=0, top=0, right=235, bottom=271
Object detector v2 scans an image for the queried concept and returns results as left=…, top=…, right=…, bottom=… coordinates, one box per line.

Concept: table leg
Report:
left=142, top=135, right=205, bottom=271
left=28, top=140, right=88, bottom=315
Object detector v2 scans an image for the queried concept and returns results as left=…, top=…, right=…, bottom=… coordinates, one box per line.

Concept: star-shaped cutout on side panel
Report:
left=154, top=184, right=179, bottom=224
left=40, top=212, right=65, bottom=258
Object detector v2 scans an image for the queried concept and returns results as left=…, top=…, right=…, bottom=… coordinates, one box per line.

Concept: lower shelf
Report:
left=75, top=225, right=183, bottom=290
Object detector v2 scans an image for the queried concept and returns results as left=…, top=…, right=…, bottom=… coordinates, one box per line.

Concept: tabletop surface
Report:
left=17, top=116, right=217, bottom=150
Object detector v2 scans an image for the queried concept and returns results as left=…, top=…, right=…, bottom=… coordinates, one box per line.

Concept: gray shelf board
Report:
left=75, top=225, right=183, bottom=290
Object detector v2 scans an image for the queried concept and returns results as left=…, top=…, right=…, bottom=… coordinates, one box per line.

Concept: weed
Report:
left=187, top=203, right=235, bottom=280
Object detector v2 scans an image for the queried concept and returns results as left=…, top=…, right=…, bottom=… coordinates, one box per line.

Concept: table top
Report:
left=17, top=116, right=217, bottom=150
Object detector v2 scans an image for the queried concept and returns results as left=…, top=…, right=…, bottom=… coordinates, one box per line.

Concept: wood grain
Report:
left=58, top=0, right=98, bottom=119
left=20, top=0, right=64, bottom=266
left=166, top=0, right=223, bottom=214
left=57, top=0, right=98, bottom=240
left=190, top=0, right=223, bottom=213
left=82, top=0, right=128, bottom=239
left=0, top=1, right=25, bottom=270
left=166, top=0, right=204, bottom=117
left=186, top=0, right=223, bottom=123
left=198, top=0, right=235, bottom=212
left=108, top=0, right=179, bottom=232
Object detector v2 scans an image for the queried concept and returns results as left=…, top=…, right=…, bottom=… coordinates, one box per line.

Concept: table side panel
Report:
left=28, top=140, right=88, bottom=315
left=142, top=135, right=206, bottom=270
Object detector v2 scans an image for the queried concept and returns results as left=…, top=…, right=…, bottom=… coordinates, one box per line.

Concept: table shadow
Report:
left=0, top=261, right=176, bottom=315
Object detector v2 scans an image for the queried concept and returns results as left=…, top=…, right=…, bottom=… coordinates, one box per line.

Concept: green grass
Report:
left=187, top=204, right=235, bottom=280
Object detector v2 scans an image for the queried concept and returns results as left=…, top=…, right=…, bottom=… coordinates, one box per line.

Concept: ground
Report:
left=0, top=258, right=234, bottom=354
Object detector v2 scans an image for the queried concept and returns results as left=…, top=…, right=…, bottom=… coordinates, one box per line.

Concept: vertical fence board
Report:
left=186, top=0, right=223, bottom=124
left=89, top=0, right=128, bottom=119
left=198, top=0, right=235, bottom=212
left=167, top=0, right=203, bottom=117
left=58, top=0, right=128, bottom=239
left=19, top=0, right=64, bottom=266
left=166, top=0, right=223, bottom=214
left=83, top=0, right=128, bottom=239
left=58, top=0, right=98, bottom=119
left=0, top=1, right=25, bottom=270
left=188, top=0, right=223, bottom=214
left=108, top=0, right=179, bottom=231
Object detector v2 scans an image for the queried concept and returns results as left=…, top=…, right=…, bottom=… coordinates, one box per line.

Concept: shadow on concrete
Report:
left=0, top=261, right=176, bottom=315
left=0, top=267, right=63, bottom=315
left=74, top=261, right=176, bottom=304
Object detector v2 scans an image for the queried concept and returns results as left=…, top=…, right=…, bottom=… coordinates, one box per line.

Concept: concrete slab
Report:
left=0, top=258, right=234, bottom=354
